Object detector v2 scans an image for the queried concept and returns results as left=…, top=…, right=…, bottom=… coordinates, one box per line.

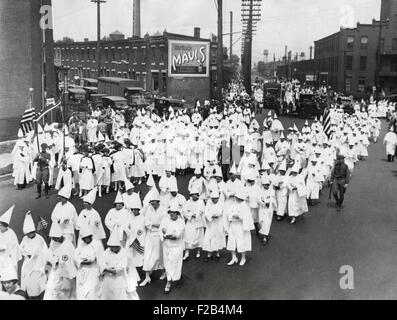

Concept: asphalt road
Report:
left=1, top=115, right=396, bottom=300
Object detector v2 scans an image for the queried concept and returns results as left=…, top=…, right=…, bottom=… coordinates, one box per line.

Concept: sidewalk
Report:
left=0, top=139, right=16, bottom=177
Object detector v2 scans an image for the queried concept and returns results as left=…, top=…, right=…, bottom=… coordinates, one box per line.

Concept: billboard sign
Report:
left=168, top=40, right=210, bottom=78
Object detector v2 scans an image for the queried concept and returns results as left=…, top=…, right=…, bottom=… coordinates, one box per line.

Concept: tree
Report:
left=56, top=36, right=74, bottom=44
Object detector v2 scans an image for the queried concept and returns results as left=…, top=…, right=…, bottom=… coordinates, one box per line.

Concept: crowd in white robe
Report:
left=3, top=86, right=394, bottom=299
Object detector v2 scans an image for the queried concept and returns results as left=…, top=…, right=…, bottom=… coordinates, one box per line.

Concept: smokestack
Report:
left=194, top=27, right=200, bottom=39
left=309, top=46, right=313, bottom=60
left=133, top=0, right=141, bottom=38
left=284, top=45, right=288, bottom=62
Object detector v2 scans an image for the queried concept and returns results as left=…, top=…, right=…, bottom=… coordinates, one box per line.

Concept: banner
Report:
left=168, top=40, right=210, bottom=78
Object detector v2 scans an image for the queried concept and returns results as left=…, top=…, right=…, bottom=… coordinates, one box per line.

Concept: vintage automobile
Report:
left=68, top=87, right=87, bottom=102
left=263, top=83, right=282, bottom=115
left=154, top=97, right=185, bottom=117
left=295, top=93, right=324, bottom=119
left=337, top=95, right=355, bottom=115
left=124, top=87, right=149, bottom=107
left=83, top=86, right=98, bottom=101
left=89, top=94, right=107, bottom=108
left=101, top=96, right=128, bottom=110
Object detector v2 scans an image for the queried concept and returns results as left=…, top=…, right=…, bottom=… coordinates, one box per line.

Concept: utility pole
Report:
left=230, top=11, right=233, bottom=58
left=273, top=53, right=276, bottom=80
left=217, top=0, right=223, bottom=100
left=241, top=0, right=261, bottom=95
left=91, top=0, right=106, bottom=78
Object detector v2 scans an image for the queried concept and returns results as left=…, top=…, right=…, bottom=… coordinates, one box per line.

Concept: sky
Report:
left=52, top=0, right=382, bottom=63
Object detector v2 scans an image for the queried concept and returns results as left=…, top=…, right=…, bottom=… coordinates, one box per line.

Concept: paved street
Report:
left=1, top=117, right=396, bottom=300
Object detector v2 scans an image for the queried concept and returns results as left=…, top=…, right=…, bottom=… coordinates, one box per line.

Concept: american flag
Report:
left=33, top=100, right=62, bottom=122
left=322, top=107, right=332, bottom=137
left=36, top=216, right=50, bottom=243
left=131, top=238, right=144, bottom=255
left=20, top=108, right=36, bottom=136
left=37, top=216, right=49, bottom=231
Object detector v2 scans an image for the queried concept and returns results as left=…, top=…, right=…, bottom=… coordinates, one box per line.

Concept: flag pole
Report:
left=30, top=88, right=40, bottom=152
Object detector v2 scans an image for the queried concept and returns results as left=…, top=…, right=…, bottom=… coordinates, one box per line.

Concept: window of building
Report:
left=345, top=76, right=352, bottom=93
left=358, top=77, right=366, bottom=92
left=361, top=37, right=368, bottom=50
left=360, top=56, right=367, bottom=71
left=160, top=47, right=165, bottom=64
left=111, top=48, right=116, bottom=61
left=151, top=47, right=156, bottom=64
left=392, top=38, right=397, bottom=50
left=345, top=55, right=353, bottom=70
left=142, top=47, right=146, bottom=63
left=162, top=73, right=167, bottom=92
left=104, top=48, right=108, bottom=61
left=347, top=36, right=354, bottom=50
left=391, top=61, right=397, bottom=72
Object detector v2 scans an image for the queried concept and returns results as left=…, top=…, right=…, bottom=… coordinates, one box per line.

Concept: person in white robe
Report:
left=86, top=116, right=98, bottom=145
left=74, top=224, right=103, bottom=300
left=50, top=185, right=78, bottom=245
left=0, top=205, right=21, bottom=269
left=139, top=188, right=167, bottom=286
left=111, top=145, right=128, bottom=191
left=287, top=163, right=308, bottom=224
left=258, top=175, right=276, bottom=245
left=274, top=161, right=289, bottom=221
left=19, top=212, right=48, bottom=299
left=105, top=191, right=130, bottom=241
left=245, top=171, right=261, bottom=235
left=305, top=158, right=324, bottom=205
left=43, top=223, right=77, bottom=300
left=125, top=195, right=146, bottom=268
left=182, top=188, right=206, bottom=260
left=99, top=226, right=139, bottom=300
left=122, top=179, right=141, bottom=211
left=99, top=148, right=113, bottom=195
left=383, top=127, right=397, bottom=162
left=202, top=189, right=226, bottom=262
left=12, top=142, right=31, bottom=189
left=76, top=187, right=106, bottom=246
left=159, top=169, right=177, bottom=204
left=188, top=167, right=207, bottom=201
left=225, top=188, right=254, bottom=266
left=167, top=182, right=187, bottom=212
left=0, top=263, right=26, bottom=300
left=78, top=150, right=95, bottom=197
left=160, top=203, right=186, bottom=294
left=55, top=159, right=74, bottom=191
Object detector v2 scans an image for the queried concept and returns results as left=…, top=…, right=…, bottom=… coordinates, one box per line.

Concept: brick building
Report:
left=54, top=28, right=220, bottom=104
left=379, top=0, right=397, bottom=95
left=276, top=0, right=397, bottom=97
left=0, top=0, right=56, bottom=142
left=314, top=23, right=380, bottom=97
left=276, top=59, right=316, bottom=84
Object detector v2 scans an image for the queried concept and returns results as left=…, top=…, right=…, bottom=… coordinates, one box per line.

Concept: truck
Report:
left=263, top=82, right=282, bottom=115
left=97, top=77, right=144, bottom=103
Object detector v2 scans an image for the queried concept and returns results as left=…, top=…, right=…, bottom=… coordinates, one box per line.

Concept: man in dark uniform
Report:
left=33, top=143, right=51, bottom=199
left=330, top=155, right=350, bottom=211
